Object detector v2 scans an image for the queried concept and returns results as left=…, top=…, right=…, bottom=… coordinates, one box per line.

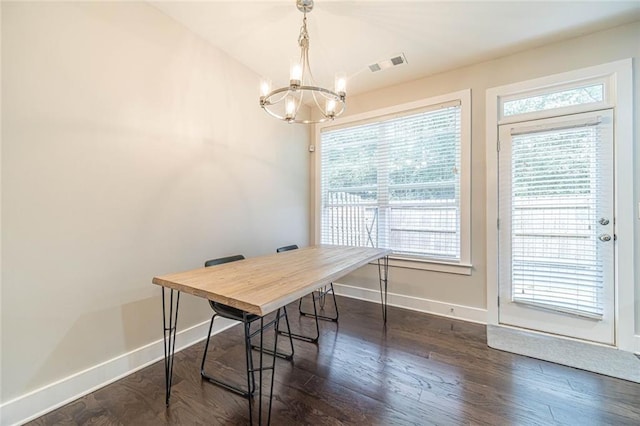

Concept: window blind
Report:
left=508, top=121, right=608, bottom=318
left=320, top=103, right=462, bottom=260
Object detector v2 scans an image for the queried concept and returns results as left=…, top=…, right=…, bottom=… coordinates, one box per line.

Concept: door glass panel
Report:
left=509, top=122, right=606, bottom=318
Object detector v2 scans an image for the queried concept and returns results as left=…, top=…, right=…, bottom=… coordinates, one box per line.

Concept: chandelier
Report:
left=259, top=0, right=346, bottom=124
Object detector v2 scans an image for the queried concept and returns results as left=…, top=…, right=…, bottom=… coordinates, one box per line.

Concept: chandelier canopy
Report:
left=259, top=0, right=346, bottom=124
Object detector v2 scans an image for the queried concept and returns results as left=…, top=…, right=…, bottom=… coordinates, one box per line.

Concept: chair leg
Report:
left=318, top=286, right=327, bottom=309
left=299, top=283, right=339, bottom=322
left=252, top=307, right=295, bottom=360
left=201, top=313, right=255, bottom=397
left=280, top=292, right=320, bottom=343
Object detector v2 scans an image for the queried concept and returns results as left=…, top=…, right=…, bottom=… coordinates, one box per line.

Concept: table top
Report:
left=152, top=245, right=390, bottom=316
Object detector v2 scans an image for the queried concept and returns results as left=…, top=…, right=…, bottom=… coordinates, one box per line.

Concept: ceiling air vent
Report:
left=368, top=53, right=407, bottom=73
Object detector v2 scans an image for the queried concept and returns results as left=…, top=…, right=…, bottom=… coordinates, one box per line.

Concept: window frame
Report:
left=313, top=89, right=472, bottom=275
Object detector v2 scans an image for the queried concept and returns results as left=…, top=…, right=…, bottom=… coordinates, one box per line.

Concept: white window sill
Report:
left=371, top=256, right=473, bottom=275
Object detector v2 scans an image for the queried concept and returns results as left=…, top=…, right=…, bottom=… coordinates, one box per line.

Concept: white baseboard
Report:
left=488, top=324, right=640, bottom=383
left=0, top=318, right=237, bottom=426
left=635, top=334, right=640, bottom=355
left=333, top=282, right=487, bottom=324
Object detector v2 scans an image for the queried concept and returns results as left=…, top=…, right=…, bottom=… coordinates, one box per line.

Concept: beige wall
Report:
left=320, top=22, right=639, bottom=332
left=1, top=2, right=309, bottom=402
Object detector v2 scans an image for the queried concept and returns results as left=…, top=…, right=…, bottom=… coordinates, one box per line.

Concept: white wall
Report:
left=316, top=21, right=639, bottom=333
left=1, top=1, right=308, bottom=407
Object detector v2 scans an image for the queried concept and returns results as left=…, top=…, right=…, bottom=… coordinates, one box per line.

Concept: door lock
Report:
left=599, top=217, right=609, bottom=225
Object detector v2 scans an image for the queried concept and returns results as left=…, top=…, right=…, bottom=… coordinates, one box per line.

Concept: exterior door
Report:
left=498, top=109, right=615, bottom=345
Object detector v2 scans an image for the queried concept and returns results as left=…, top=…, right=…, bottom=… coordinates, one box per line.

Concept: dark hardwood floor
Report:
left=28, top=297, right=640, bottom=425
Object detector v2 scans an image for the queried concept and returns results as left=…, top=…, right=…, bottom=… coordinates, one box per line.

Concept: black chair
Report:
left=200, top=255, right=294, bottom=401
left=276, top=245, right=340, bottom=343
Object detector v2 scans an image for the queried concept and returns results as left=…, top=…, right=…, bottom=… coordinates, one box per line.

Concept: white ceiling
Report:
left=151, top=1, right=640, bottom=97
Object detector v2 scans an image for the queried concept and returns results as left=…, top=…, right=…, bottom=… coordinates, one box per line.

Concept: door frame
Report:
left=485, top=59, right=635, bottom=352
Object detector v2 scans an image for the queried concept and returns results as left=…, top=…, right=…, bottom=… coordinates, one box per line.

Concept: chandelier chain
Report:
left=298, top=14, right=309, bottom=49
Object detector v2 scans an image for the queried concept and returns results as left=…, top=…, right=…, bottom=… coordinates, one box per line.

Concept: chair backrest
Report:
left=204, top=254, right=245, bottom=267
left=204, top=254, right=245, bottom=314
left=276, top=244, right=299, bottom=253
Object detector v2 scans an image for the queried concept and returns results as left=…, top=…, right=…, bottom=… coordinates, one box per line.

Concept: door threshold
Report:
left=487, top=324, right=640, bottom=383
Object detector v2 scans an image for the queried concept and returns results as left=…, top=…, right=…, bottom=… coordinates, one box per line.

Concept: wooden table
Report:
left=152, top=244, right=391, bottom=425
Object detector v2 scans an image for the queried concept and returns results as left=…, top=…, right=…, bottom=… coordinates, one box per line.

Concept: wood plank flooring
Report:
left=27, top=297, right=640, bottom=425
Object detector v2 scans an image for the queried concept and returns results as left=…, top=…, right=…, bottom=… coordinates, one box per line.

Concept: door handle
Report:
left=599, top=234, right=612, bottom=242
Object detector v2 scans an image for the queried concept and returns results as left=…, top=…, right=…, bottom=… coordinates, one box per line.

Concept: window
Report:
left=498, top=77, right=611, bottom=124
left=316, top=90, right=471, bottom=272
left=502, top=83, right=604, bottom=117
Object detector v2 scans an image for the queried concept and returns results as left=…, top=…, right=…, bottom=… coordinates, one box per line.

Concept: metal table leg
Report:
left=253, top=307, right=296, bottom=357
left=246, top=308, right=282, bottom=425
left=162, top=288, right=180, bottom=405
left=299, top=284, right=339, bottom=322
left=377, top=256, right=389, bottom=323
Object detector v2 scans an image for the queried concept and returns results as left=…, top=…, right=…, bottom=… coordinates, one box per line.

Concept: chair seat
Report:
left=210, top=301, right=259, bottom=322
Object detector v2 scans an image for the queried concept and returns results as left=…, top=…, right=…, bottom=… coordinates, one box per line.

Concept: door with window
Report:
left=498, top=109, right=615, bottom=345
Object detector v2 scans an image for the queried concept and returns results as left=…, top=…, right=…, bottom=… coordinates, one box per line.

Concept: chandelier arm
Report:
left=263, top=89, right=289, bottom=105
left=261, top=104, right=335, bottom=124
left=263, top=85, right=341, bottom=102
left=260, top=87, right=291, bottom=110
left=262, top=106, right=288, bottom=121
left=315, top=88, right=337, bottom=100
left=299, top=85, right=340, bottom=98
left=302, top=41, right=337, bottom=101
left=294, top=89, right=304, bottom=117
left=299, top=48, right=306, bottom=82
left=310, top=88, right=327, bottom=118
left=302, top=39, right=318, bottom=88
left=290, top=116, right=334, bottom=124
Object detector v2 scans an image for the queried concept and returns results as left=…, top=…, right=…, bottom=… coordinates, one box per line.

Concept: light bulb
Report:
left=326, top=99, right=336, bottom=117
left=290, top=59, right=302, bottom=85
left=335, top=72, right=346, bottom=95
left=260, top=78, right=271, bottom=97
left=285, top=97, right=296, bottom=120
